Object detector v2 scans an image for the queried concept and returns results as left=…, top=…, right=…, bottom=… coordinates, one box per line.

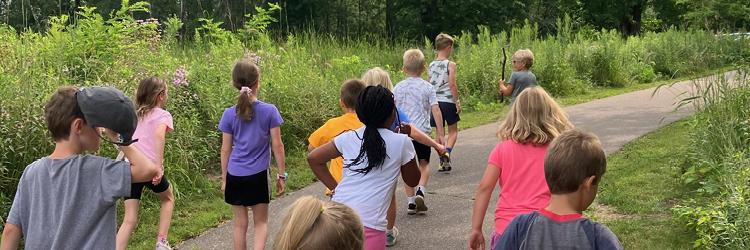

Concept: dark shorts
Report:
left=413, top=141, right=431, bottom=163
left=125, top=175, right=171, bottom=200
left=224, top=169, right=271, bottom=207
left=431, top=101, right=461, bottom=127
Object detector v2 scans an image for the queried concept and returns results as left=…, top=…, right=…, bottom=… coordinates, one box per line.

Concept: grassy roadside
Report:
left=585, top=120, right=695, bottom=249
left=129, top=69, right=730, bottom=249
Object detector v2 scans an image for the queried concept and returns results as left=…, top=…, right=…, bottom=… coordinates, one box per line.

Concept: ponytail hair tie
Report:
left=240, top=86, right=252, bottom=96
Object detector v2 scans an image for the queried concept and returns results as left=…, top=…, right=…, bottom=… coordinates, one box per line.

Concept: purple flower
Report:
left=172, top=65, right=189, bottom=86
left=193, top=94, right=199, bottom=100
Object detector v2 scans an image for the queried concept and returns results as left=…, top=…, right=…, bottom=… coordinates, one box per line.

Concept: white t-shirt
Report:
left=332, top=126, right=416, bottom=231
left=394, top=77, right=438, bottom=134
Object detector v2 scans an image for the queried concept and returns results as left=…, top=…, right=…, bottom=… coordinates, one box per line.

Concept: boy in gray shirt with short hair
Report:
left=494, top=129, right=624, bottom=250
left=499, top=49, right=537, bottom=105
left=1, top=86, right=158, bottom=250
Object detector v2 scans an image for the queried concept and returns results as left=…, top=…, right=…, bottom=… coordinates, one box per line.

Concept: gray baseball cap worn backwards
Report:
left=76, top=86, right=139, bottom=146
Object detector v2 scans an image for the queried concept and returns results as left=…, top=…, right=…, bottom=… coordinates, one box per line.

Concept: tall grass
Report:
left=673, top=69, right=750, bottom=249
left=1, top=2, right=748, bottom=222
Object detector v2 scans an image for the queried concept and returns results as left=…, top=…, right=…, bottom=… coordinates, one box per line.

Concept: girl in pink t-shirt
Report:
left=117, top=77, right=176, bottom=250
left=469, top=86, right=573, bottom=250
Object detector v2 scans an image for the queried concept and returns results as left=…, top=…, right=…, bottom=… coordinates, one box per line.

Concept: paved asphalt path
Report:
left=178, top=71, right=741, bottom=250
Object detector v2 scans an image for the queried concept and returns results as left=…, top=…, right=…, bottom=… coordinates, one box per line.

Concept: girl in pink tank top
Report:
left=469, top=86, right=573, bottom=250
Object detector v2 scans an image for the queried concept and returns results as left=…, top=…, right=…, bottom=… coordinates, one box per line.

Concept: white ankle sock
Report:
left=408, top=196, right=415, bottom=204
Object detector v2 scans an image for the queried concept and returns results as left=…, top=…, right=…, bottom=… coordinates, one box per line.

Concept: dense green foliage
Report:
left=674, top=69, right=750, bottom=249
left=0, top=3, right=748, bottom=247
left=1, top=0, right=748, bottom=40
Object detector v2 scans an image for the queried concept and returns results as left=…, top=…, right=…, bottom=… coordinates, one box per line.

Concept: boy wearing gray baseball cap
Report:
left=1, top=86, right=158, bottom=250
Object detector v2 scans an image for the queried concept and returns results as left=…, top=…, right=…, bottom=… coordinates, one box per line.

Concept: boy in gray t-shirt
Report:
left=491, top=129, right=624, bottom=250
left=499, top=49, right=537, bottom=104
left=1, top=87, right=158, bottom=250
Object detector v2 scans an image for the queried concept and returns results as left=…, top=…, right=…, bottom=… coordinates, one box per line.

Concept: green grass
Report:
left=585, top=120, right=695, bottom=250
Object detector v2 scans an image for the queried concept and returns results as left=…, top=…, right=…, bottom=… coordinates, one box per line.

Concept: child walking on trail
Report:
left=308, top=86, right=422, bottom=250
left=393, top=49, right=445, bottom=215
left=469, top=86, right=573, bottom=250
left=498, top=49, right=537, bottom=105
left=428, top=33, right=460, bottom=172
left=116, top=77, right=176, bottom=250
left=308, top=79, right=367, bottom=197
left=219, top=61, right=287, bottom=250
left=273, top=196, right=365, bottom=250
left=361, top=67, right=446, bottom=246
left=494, top=129, right=624, bottom=250
left=1, top=86, right=158, bottom=250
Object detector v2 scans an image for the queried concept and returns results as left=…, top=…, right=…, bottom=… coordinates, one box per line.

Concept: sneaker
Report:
left=386, top=226, right=399, bottom=246
left=439, top=152, right=452, bottom=172
left=155, top=241, right=172, bottom=250
left=407, top=203, right=417, bottom=215
left=415, top=190, right=428, bottom=212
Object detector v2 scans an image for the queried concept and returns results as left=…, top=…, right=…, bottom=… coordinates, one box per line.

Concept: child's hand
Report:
left=469, top=230, right=486, bottom=250
left=397, top=122, right=412, bottom=136
left=499, top=79, right=506, bottom=87
left=435, top=144, right=447, bottom=156
left=436, top=135, right=446, bottom=146
left=277, top=179, right=286, bottom=196
left=152, top=167, right=164, bottom=185
left=456, top=103, right=462, bottom=114
left=221, top=180, right=226, bottom=195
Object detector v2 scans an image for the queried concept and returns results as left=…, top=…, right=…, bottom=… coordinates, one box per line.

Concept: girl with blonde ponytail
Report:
left=273, top=196, right=365, bottom=250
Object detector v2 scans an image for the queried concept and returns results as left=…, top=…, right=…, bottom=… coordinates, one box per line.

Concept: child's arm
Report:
left=220, top=133, right=232, bottom=194
left=498, top=79, right=514, bottom=96
left=307, top=141, right=342, bottom=191
left=106, top=129, right=157, bottom=183
left=469, top=163, right=502, bottom=250
left=448, top=62, right=461, bottom=114
left=406, top=123, right=446, bottom=156
left=431, top=104, right=446, bottom=145
left=152, top=123, right=168, bottom=185
left=400, top=157, right=421, bottom=187
left=0, top=223, right=21, bottom=250
left=270, top=126, right=286, bottom=196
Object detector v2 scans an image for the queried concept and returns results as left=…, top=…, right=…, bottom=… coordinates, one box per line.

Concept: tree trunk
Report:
left=385, top=0, right=394, bottom=39
left=620, top=2, right=643, bottom=37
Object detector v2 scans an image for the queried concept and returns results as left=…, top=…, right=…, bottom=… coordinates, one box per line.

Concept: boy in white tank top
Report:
left=428, top=33, right=460, bottom=172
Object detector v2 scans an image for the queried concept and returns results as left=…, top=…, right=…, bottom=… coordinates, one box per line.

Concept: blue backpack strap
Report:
left=581, top=220, right=597, bottom=249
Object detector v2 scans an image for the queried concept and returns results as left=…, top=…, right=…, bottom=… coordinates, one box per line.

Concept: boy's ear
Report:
left=421, top=65, right=426, bottom=73
left=581, top=175, right=596, bottom=191
left=339, top=99, right=346, bottom=109
left=72, top=118, right=85, bottom=135
left=402, top=66, right=407, bottom=74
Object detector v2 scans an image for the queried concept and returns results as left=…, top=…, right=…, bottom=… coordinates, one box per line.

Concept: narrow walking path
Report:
left=178, top=71, right=740, bottom=250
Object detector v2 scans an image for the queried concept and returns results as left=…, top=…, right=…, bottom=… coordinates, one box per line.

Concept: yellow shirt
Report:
left=308, top=113, right=364, bottom=195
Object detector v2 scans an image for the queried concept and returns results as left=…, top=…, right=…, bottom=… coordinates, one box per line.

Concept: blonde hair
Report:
left=513, top=49, right=535, bottom=69
left=497, top=86, right=572, bottom=145
left=402, top=49, right=425, bottom=75
left=135, top=76, right=167, bottom=120
left=273, top=196, right=365, bottom=250
left=435, top=33, right=454, bottom=51
left=362, top=67, right=394, bottom=91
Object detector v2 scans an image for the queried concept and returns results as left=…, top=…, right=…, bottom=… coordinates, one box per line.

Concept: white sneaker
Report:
left=155, top=241, right=173, bottom=250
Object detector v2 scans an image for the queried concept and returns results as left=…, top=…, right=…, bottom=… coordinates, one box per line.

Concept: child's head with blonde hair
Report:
left=497, top=86, right=572, bottom=145
left=273, top=196, right=364, bottom=250
left=513, top=49, right=535, bottom=69
left=402, top=49, right=426, bottom=76
left=362, top=67, right=394, bottom=91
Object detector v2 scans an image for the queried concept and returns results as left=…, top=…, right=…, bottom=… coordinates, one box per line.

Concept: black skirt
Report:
left=225, top=169, right=271, bottom=206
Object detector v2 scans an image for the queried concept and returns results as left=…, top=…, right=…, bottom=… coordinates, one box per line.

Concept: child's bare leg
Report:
left=232, top=206, right=249, bottom=250
left=116, top=199, right=141, bottom=250
left=387, top=194, right=397, bottom=230
left=418, top=159, right=431, bottom=187
left=447, top=123, right=458, bottom=150
left=157, top=187, right=175, bottom=238
left=251, top=203, right=269, bottom=250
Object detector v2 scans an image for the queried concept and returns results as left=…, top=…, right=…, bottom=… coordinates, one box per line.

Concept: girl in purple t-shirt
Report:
left=218, top=61, right=286, bottom=250
left=117, top=77, right=176, bottom=250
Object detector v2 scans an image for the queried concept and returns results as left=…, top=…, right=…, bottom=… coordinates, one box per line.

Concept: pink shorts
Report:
left=490, top=231, right=501, bottom=250
left=364, top=226, right=387, bottom=250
